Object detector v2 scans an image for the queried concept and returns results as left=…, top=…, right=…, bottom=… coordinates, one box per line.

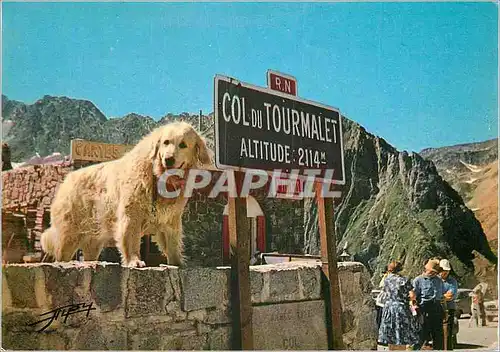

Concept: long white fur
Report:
left=41, top=121, right=212, bottom=267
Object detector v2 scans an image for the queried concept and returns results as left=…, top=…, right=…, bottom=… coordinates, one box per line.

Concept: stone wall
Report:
left=2, top=261, right=377, bottom=350
left=182, top=193, right=306, bottom=267
left=2, top=164, right=71, bottom=212
left=2, top=164, right=71, bottom=255
left=2, top=213, right=30, bottom=262
left=181, top=171, right=307, bottom=267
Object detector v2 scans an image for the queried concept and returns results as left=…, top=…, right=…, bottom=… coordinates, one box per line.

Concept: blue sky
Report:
left=2, top=2, right=498, bottom=152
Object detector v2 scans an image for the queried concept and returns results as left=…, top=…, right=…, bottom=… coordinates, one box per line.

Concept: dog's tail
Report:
left=40, top=227, right=58, bottom=261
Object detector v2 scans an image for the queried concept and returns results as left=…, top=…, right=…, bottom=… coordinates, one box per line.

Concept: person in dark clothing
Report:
left=2, top=143, right=13, bottom=171
left=440, top=259, right=459, bottom=350
left=413, top=259, right=445, bottom=350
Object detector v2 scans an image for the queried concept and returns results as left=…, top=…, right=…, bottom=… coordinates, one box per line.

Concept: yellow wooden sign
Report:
left=70, top=139, right=134, bottom=162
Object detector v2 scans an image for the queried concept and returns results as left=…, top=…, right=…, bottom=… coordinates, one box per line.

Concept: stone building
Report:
left=2, top=163, right=71, bottom=263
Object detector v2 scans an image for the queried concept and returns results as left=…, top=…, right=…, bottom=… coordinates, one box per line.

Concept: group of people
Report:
left=375, top=258, right=460, bottom=350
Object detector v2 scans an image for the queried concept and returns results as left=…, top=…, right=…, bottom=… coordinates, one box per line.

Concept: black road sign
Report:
left=214, top=75, right=345, bottom=184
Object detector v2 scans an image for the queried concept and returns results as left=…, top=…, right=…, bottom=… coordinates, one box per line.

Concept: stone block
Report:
left=180, top=267, right=230, bottom=311
left=250, top=262, right=322, bottom=304
left=159, top=335, right=184, bottom=350
left=342, top=308, right=356, bottom=333
left=2, top=310, right=41, bottom=335
left=129, top=326, right=163, bottom=350
left=90, top=262, right=125, bottom=312
left=205, top=305, right=231, bottom=325
left=208, top=326, right=232, bottom=350
left=252, top=300, right=328, bottom=350
left=39, top=330, right=69, bottom=350
left=297, top=264, right=322, bottom=300
left=269, top=269, right=299, bottom=301
left=2, top=332, right=43, bottom=350
left=166, top=301, right=187, bottom=321
left=125, top=267, right=174, bottom=318
left=165, top=265, right=182, bottom=301
left=179, top=334, right=208, bottom=350
left=187, top=308, right=207, bottom=322
left=338, top=261, right=365, bottom=273
left=250, top=270, right=264, bottom=302
left=170, top=321, right=196, bottom=331
left=3, top=264, right=44, bottom=308
left=72, top=320, right=127, bottom=350
left=337, top=263, right=373, bottom=311
left=196, top=321, right=212, bottom=335
left=353, top=298, right=378, bottom=350
left=3, top=311, right=69, bottom=348
left=65, top=318, right=123, bottom=350
left=174, top=328, right=198, bottom=337
left=42, top=262, right=93, bottom=308
left=158, top=264, right=182, bottom=290
left=2, top=274, right=13, bottom=308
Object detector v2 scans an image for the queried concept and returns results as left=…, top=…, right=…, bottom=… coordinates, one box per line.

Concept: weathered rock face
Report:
left=420, top=138, right=498, bottom=204
left=303, top=118, right=497, bottom=284
left=1, top=94, right=208, bottom=162
left=419, top=140, right=498, bottom=247
left=2, top=261, right=377, bottom=350
left=2, top=95, right=109, bottom=162
left=420, top=139, right=498, bottom=298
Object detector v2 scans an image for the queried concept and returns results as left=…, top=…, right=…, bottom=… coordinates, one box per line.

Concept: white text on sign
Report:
left=269, top=72, right=297, bottom=96
left=221, top=93, right=338, bottom=143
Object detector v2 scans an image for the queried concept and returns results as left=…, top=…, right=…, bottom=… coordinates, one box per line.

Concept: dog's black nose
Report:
left=165, top=157, right=175, bottom=167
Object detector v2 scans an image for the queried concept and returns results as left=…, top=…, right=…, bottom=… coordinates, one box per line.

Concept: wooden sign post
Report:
left=228, top=171, right=254, bottom=350
left=214, top=72, right=346, bottom=350
left=316, top=181, right=344, bottom=349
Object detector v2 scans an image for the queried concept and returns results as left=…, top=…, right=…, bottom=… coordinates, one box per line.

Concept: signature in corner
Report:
left=27, top=302, right=96, bottom=333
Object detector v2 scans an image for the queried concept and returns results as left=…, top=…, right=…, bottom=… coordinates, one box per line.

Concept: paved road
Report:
left=377, top=317, right=498, bottom=350
left=455, top=317, right=498, bottom=350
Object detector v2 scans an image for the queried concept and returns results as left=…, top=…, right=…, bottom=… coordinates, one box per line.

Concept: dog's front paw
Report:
left=126, top=259, right=146, bottom=268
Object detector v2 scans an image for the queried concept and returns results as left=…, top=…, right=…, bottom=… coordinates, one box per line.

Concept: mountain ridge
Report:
left=420, top=138, right=498, bottom=297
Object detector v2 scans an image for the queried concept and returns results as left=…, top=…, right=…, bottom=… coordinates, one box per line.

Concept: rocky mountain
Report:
left=420, top=139, right=498, bottom=296
left=303, top=120, right=497, bottom=287
left=2, top=95, right=107, bottom=161
left=2, top=94, right=497, bottom=288
left=420, top=139, right=498, bottom=203
left=420, top=140, right=498, bottom=244
left=1, top=95, right=212, bottom=162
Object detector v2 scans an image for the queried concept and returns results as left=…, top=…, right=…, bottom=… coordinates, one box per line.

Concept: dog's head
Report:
left=149, top=121, right=212, bottom=175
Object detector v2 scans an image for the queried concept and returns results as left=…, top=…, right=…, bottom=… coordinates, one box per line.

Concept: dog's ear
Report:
left=195, top=134, right=212, bottom=165
left=149, top=138, right=161, bottom=161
